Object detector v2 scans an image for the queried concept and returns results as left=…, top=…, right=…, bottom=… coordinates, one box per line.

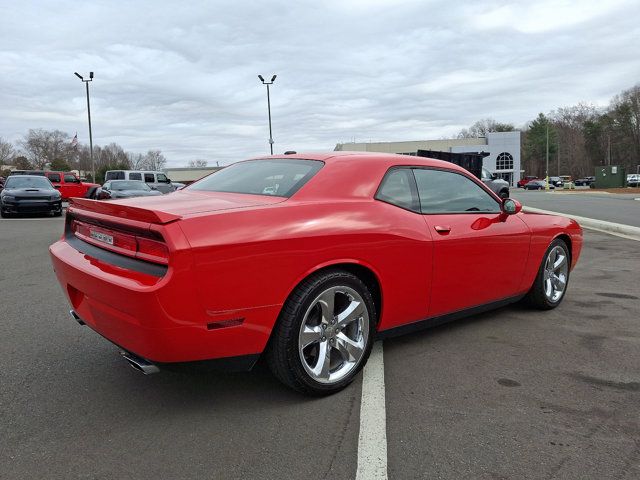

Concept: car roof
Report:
left=248, top=151, right=469, bottom=172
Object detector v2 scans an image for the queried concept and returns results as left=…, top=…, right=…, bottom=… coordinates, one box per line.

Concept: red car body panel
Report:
left=49, top=152, right=582, bottom=364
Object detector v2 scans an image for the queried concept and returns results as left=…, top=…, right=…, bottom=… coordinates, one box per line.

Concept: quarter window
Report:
left=375, top=168, right=419, bottom=212
left=413, top=169, right=499, bottom=213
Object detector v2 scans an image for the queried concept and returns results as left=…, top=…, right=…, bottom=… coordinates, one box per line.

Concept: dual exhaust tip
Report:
left=69, top=309, right=160, bottom=375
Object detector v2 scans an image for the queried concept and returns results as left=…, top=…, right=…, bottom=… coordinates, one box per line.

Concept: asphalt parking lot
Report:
left=1, top=215, right=639, bottom=479
left=511, top=189, right=640, bottom=227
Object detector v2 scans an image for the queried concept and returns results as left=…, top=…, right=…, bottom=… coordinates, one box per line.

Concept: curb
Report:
left=523, top=206, right=640, bottom=241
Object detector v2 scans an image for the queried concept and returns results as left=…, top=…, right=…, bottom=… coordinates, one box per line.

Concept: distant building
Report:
left=335, top=131, right=522, bottom=186
left=163, top=167, right=223, bottom=185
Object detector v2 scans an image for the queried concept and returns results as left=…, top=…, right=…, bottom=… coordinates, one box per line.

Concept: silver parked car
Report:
left=104, top=170, right=176, bottom=193
left=481, top=168, right=510, bottom=199
left=97, top=180, right=164, bottom=200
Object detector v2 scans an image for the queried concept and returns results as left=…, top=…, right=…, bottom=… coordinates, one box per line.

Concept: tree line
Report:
left=458, top=83, right=639, bottom=178
left=0, top=130, right=173, bottom=183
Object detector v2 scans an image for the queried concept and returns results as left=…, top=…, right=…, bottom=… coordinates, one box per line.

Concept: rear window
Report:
left=106, top=171, right=125, bottom=181
left=189, top=159, right=323, bottom=197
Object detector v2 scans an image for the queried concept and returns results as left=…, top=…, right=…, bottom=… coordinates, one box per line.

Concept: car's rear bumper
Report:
left=49, top=238, right=278, bottom=364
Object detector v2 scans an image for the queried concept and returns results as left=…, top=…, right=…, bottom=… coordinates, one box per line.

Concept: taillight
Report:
left=136, top=237, right=169, bottom=264
left=70, top=220, right=169, bottom=265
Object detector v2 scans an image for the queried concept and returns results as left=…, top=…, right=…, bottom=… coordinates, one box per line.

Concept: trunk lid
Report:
left=69, top=190, right=286, bottom=224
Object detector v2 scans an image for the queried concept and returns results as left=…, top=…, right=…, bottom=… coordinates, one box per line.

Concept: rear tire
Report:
left=524, top=239, right=570, bottom=310
left=266, top=270, right=376, bottom=396
left=1, top=211, right=10, bottom=218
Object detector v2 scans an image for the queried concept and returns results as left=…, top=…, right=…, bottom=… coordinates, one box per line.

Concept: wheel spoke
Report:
left=336, top=299, right=364, bottom=328
left=544, top=279, right=553, bottom=297
left=335, top=333, right=364, bottom=362
left=311, top=341, right=332, bottom=379
left=317, top=290, right=335, bottom=324
left=553, top=253, right=566, bottom=271
left=300, top=325, right=322, bottom=349
left=554, top=274, right=567, bottom=290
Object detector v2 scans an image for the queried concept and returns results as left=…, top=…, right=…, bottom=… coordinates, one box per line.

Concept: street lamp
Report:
left=258, top=74, right=277, bottom=155
left=74, top=71, right=95, bottom=182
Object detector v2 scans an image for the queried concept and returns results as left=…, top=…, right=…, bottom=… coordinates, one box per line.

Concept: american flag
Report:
left=71, top=132, right=78, bottom=147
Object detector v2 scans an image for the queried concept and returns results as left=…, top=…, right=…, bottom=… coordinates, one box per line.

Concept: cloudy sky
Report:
left=1, top=0, right=639, bottom=166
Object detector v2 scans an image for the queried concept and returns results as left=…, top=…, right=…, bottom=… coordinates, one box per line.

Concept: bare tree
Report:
left=457, top=118, right=515, bottom=138
left=0, top=137, right=16, bottom=164
left=98, top=143, right=129, bottom=167
left=142, top=150, right=167, bottom=171
left=187, top=159, right=208, bottom=168
left=127, top=152, right=146, bottom=170
left=19, top=129, right=73, bottom=168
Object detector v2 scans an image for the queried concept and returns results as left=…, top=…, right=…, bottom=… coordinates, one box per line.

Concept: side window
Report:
left=144, top=173, right=155, bottom=183
left=375, top=168, right=419, bottom=212
left=105, top=171, right=124, bottom=180
left=64, top=174, right=77, bottom=183
left=129, top=172, right=142, bottom=181
left=156, top=173, right=167, bottom=182
left=47, top=173, right=61, bottom=183
left=413, top=169, right=500, bottom=214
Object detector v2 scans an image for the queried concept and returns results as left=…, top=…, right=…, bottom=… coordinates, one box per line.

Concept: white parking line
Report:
left=356, top=341, right=388, bottom=480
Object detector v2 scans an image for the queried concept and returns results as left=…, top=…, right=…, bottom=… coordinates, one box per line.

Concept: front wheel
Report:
left=266, top=270, right=376, bottom=395
left=524, top=239, right=570, bottom=309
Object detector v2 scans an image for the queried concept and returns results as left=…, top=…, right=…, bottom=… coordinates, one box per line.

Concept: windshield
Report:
left=189, top=159, right=323, bottom=197
left=110, top=181, right=151, bottom=191
left=5, top=176, right=53, bottom=190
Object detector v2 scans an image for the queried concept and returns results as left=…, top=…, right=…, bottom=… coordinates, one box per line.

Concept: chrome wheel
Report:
left=298, top=285, right=369, bottom=384
left=543, top=245, right=568, bottom=303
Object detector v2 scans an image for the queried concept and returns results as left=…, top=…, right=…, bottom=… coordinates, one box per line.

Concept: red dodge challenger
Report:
left=50, top=152, right=582, bottom=395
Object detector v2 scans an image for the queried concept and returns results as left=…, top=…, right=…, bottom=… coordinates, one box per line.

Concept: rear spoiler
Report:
left=69, top=198, right=181, bottom=225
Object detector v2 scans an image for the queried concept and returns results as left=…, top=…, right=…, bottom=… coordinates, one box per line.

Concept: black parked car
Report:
left=1, top=175, right=62, bottom=218
left=574, top=176, right=595, bottom=186
left=97, top=180, right=164, bottom=200
left=524, top=180, right=555, bottom=190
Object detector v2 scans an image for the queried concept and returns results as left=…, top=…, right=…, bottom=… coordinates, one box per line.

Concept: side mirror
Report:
left=502, top=198, right=522, bottom=215
left=165, top=178, right=172, bottom=183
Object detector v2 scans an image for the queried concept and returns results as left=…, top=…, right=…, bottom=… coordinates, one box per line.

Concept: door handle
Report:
left=434, top=225, right=451, bottom=234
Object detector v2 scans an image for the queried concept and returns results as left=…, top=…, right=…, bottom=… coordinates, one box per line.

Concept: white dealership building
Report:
left=334, top=131, right=521, bottom=186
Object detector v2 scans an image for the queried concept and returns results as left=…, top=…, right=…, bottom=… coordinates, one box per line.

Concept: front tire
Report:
left=266, top=270, right=376, bottom=396
left=524, top=239, right=570, bottom=310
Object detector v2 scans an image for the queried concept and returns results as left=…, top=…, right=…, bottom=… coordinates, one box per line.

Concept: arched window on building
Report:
left=496, top=152, right=514, bottom=170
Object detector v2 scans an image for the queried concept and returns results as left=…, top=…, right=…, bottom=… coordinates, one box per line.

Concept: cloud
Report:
left=0, top=0, right=638, bottom=166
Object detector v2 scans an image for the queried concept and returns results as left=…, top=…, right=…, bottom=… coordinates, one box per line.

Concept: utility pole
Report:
left=74, top=72, right=95, bottom=182
left=607, top=134, right=611, bottom=165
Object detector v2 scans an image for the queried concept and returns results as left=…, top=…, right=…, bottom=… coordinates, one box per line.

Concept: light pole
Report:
left=258, top=74, right=277, bottom=155
left=74, top=71, right=95, bottom=182
left=545, top=124, right=550, bottom=191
